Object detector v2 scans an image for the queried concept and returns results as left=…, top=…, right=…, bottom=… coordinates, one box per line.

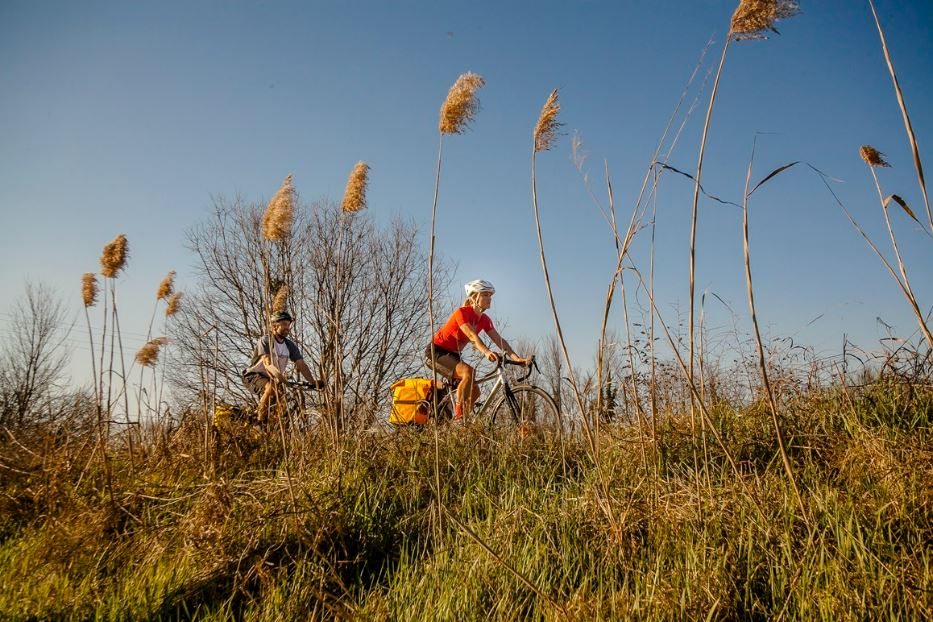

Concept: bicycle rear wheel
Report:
left=487, top=385, right=561, bottom=433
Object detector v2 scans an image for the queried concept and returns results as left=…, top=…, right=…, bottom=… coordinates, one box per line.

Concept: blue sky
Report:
left=1, top=0, right=931, bottom=386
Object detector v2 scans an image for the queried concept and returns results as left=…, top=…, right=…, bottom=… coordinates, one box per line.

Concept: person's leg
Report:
left=454, top=361, right=479, bottom=418
left=257, top=380, right=275, bottom=422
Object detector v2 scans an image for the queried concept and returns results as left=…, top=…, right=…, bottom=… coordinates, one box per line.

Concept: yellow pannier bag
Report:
left=388, top=378, right=435, bottom=425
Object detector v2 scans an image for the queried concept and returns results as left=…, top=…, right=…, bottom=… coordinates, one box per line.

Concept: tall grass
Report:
left=1, top=372, right=929, bottom=619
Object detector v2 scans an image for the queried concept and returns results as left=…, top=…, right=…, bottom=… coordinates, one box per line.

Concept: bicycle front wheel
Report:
left=488, top=385, right=561, bottom=433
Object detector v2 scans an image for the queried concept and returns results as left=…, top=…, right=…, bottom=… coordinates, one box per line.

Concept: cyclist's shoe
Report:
left=453, top=403, right=463, bottom=421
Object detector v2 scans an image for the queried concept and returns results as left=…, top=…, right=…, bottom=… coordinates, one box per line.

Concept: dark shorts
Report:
left=242, top=371, right=271, bottom=394
left=424, top=343, right=461, bottom=379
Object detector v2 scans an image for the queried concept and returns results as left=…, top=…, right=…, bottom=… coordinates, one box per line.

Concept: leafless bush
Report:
left=0, top=283, right=72, bottom=429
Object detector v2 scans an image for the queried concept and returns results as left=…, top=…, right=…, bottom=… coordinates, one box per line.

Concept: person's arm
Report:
left=261, top=353, right=288, bottom=382
left=486, top=328, right=531, bottom=364
left=294, top=359, right=325, bottom=388
left=460, top=323, right=498, bottom=362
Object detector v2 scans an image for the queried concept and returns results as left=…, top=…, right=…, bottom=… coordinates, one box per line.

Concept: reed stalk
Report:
left=261, top=175, right=298, bottom=507
left=138, top=272, right=175, bottom=420
left=688, top=0, right=798, bottom=510
left=867, top=0, right=931, bottom=233
left=688, top=35, right=731, bottom=503
left=742, top=139, right=809, bottom=527
left=859, top=148, right=933, bottom=349
left=815, top=164, right=933, bottom=350
left=99, top=235, right=134, bottom=470
left=532, top=90, right=620, bottom=534
left=428, top=72, right=484, bottom=531
left=81, top=272, right=113, bottom=504
left=531, top=90, right=590, bottom=443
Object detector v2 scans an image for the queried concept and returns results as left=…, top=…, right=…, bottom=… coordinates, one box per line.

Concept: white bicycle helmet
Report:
left=464, top=279, right=496, bottom=296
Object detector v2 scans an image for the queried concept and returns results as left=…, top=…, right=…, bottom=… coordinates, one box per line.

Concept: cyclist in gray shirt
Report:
left=242, top=310, right=324, bottom=421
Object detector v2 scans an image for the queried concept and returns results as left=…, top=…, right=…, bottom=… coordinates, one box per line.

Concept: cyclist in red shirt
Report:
left=425, top=279, right=531, bottom=420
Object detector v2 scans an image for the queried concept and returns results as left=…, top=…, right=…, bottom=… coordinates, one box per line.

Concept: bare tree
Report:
left=0, top=283, right=72, bottom=428
left=168, top=196, right=447, bottom=427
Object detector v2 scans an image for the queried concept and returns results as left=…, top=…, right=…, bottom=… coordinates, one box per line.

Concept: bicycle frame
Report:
left=435, top=355, right=534, bottom=420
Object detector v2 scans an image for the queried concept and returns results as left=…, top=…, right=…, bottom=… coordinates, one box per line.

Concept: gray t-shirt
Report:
left=244, top=335, right=302, bottom=377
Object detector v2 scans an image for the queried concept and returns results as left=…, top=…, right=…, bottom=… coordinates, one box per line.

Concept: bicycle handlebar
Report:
left=286, top=380, right=326, bottom=391
left=493, top=354, right=537, bottom=383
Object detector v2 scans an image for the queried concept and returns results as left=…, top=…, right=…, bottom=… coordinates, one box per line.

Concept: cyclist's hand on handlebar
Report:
left=483, top=349, right=500, bottom=363
left=508, top=353, right=533, bottom=366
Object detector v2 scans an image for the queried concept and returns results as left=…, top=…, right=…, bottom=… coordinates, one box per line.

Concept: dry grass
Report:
left=165, top=292, right=183, bottom=317
left=438, top=72, right=485, bottom=134
left=262, top=174, right=296, bottom=242
left=1, top=380, right=930, bottom=619
left=533, top=89, right=562, bottom=153
left=156, top=271, right=176, bottom=300
left=99, top=234, right=128, bottom=278
left=135, top=337, right=167, bottom=367
left=730, top=0, right=799, bottom=39
left=271, top=285, right=289, bottom=313
left=860, top=145, right=890, bottom=168
left=341, top=161, right=370, bottom=213
left=81, top=272, right=98, bottom=307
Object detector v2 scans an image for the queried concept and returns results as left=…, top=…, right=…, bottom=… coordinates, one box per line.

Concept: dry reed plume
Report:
left=271, top=285, right=289, bottom=313
left=135, top=337, right=168, bottom=367
left=438, top=72, right=485, bottom=134
left=156, top=270, right=176, bottom=300
left=262, top=174, right=296, bottom=242
left=82, top=273, right=98, bottom=307
left=165, top=292, right=183, bottom=317
left=533, top=90, right=563, bottom=153
left=341, top=161, right=370, bottom=213
left=860, top=145, right=890, bottom=168
left=730, top=0, right=799, bottom=39
left=100, top=234, right=129, bottom=278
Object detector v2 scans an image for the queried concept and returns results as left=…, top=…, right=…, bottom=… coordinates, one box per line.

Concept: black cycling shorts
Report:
left=424, top=343, right=460, bottom=379
left=242, top=371, right=271, bottom=394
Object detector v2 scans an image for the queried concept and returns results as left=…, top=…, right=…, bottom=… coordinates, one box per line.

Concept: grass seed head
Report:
left=99, top=234, right=129, bottom=278
left=439, top=72, right=485, bottom=134
left=156, top=270, right=176, bottom=300
left=730, top=0, right=799, bottom=40
left=860, top=145, right=891, bottom=168
left=272, top=284, right=289, bottom=313
left=136, top=337, right=168, bottom=367
left=341, top=161, right=370, bottom=213
left=262, top=174, right=296, bottom=242
left=81, top=273, right=98, bottom=307
left=165, top=292, right=183, bottom=317
left=534, top=89, right=563, bottom=153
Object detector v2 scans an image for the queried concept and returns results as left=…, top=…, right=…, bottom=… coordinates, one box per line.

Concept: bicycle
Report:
left=213, top=379, right=325, bottom=435
left=429, top=354, right=562, bottom=433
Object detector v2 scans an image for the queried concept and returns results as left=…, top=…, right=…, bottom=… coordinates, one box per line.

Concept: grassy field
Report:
left=1, top=376, right=930, bottom=620
left=2, top=2, right=931, bottom=619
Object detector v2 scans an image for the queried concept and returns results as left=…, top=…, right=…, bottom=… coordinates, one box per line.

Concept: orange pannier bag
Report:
left=388, top=378, right=435, bottom=425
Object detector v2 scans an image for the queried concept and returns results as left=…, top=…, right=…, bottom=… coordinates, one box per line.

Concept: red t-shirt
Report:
left=433, top=306, right=494, bottom=353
